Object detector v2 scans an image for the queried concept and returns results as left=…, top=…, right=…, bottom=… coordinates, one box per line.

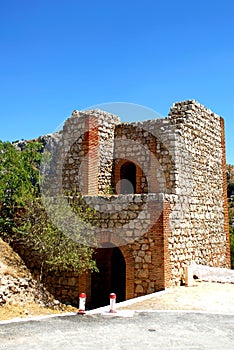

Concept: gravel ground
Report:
left=118, top=281, right=234, bottom=314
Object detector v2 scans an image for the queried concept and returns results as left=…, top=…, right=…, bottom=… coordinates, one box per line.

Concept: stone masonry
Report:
left=24, top=100, right=231, bottom=307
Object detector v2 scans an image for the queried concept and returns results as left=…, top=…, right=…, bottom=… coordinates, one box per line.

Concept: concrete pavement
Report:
left=0, top=311, right=233, bottom=350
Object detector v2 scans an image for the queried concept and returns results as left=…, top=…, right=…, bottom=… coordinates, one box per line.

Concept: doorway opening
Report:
left=91, top=244, right=126, bottom=309
left=120, top=161, right=136, bottom=194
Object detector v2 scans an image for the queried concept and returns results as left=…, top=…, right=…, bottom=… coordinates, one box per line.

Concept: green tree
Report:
left=0, top=140, right=97, bottom=276
left=0, top=141, right=42, bottom=236
left=228, top=182, right=234, bottom=198
left=16, top=196, right=97, bottom=279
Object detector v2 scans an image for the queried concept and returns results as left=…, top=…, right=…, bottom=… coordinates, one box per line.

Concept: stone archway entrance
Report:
left=91, top=244, right=126, bottom=308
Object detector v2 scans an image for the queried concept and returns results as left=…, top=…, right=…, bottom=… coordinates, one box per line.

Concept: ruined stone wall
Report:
left=78, top=194, right=171, bottom=299
left=167, top=100, right=230, bottom=285
left=24, top=100, right=230, bottom=306
left=12, top=193, right=171, bottom=304
left=97, top=112, right=120, bottom=194
left=59, top=112, right=178, bottom=197
left=113, top=120, right=177, bottom=195
left=57, top=110, right=119, bottom=196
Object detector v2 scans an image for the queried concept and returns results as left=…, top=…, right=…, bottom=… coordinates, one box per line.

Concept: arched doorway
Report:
left=91, top=244, right=126, bottom=308
left=111, top=247, right=126, bottom=302
left=120, top=161, right=136, bottom=194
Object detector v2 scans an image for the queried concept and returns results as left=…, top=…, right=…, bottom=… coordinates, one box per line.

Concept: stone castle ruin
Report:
left=25, top=100, right=231, bottom=307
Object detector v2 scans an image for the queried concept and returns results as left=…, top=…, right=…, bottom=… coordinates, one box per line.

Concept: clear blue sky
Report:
left=1, top=0, right=234, bottom=164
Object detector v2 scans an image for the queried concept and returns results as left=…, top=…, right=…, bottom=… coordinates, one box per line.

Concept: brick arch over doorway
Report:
left=113, top=159, right=144, bottom=194
left=79, top=237, right=135, bottom=308
left=91, top=244, right=126, bottom=308
left=97, top=233, right=135, bottom=301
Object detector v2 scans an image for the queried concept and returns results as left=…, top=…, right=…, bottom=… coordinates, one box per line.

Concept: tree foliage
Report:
left=16, top=197, right=97, bottom=275
left=0, top=141, right=42, bottom=236
left=228, top=182, right=234, bottom=198
left=0, top=140, right=97, bottom=275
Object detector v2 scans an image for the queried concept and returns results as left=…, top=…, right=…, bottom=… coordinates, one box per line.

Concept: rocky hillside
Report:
left=0, top=238, right=75, bottom=320
left=227, top=164, right=234, bottom=183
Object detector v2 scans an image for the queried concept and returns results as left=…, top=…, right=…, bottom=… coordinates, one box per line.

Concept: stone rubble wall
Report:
left=72, top=194, right=167, bottom=297
left=134, top=118, right=179, bottom=194
left=113, top=120, right=177, bottom=195
left=16, top=100, right=230, bottom=305
left=83, top=194, right=153, bottom=237
left=167, top=100, right=230, bottom=285
left=97, top=112, right=120, bottom=194
left=55, top=110, right=178, bottom=197
left=57, top=109, right=120, bottom=196
left=10, top=242, right=82, bottom=306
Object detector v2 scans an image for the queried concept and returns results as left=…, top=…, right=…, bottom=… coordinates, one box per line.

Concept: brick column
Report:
left=149, top=200, right=172, bottom=291
left=162, top=201, right=172, bottom=287
left=82, top=116, right=99, bottom=195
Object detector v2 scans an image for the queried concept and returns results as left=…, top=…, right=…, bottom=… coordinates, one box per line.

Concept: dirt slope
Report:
left=0, top=238, right=76, bottom=320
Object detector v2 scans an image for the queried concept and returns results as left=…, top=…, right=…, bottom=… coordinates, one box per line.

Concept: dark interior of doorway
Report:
left=120, top=161, right=136, bottom=194
left=90, top=245, right=126, bottom=309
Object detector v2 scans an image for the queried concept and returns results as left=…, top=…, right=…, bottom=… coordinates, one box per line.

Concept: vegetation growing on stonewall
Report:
left=1, top=139, right=234, bottom=274
left=0, top=140, right=97, bottom=279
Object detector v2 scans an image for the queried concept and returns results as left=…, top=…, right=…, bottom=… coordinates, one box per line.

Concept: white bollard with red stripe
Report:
left=78, top=293, right=86, bottom=314
left=109, top=293, right=117, bottom=313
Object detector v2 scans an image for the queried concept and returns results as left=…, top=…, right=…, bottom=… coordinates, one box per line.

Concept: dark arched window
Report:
left=120, top=161, right=136, bottom=194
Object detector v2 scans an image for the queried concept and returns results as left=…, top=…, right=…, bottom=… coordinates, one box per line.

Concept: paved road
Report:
left=0, top=311, right=233, bottom=350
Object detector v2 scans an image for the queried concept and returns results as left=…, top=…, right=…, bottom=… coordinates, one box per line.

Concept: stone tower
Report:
left=40, top=100, right=230, bottom=307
